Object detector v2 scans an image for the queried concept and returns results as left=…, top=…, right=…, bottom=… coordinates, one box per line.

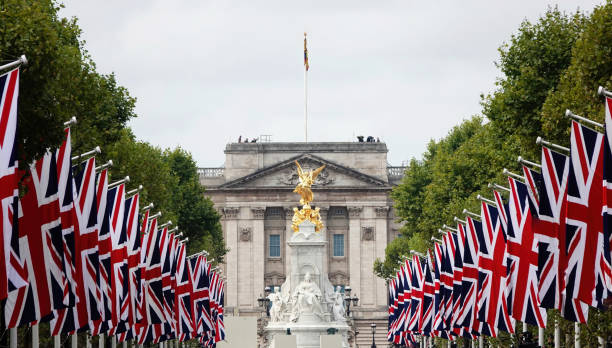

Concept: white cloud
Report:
left=60, top=0, right=603, bottom=166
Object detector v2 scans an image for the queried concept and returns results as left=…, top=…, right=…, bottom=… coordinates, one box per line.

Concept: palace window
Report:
left=333, top=234, right=344, bottom=257
left=269, top=234, right=281, bottom=257
left=266, top=207, right=283, bottom=218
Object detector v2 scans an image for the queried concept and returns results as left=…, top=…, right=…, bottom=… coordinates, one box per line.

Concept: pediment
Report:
left=218, top=154, right=389, bottom=189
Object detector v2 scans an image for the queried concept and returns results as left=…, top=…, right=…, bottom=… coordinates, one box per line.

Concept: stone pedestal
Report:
left=264, top=221, right=349, bottom=348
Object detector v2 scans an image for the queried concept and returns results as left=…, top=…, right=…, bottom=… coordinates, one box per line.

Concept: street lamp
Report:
left=370, top=323, right=376, bottom=348
left=343, top=286, right=359, bottom=316
left=257, top=287, right=272, bottom=317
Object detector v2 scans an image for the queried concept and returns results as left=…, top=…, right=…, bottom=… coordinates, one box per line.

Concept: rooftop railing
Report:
left=197, top=167, right=225, bottom=177
left=387, top=166, right=406, bottom=178
left=198, top=166, right=406, bottom=179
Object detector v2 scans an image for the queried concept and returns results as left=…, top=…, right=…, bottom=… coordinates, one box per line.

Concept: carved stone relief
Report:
left=375, top=206, right=389, bottom=218
left=361, top=226, right=375, bottom=241
left=277, top=161, right=334, bottom=186
left=251, top=207, right=265, bottom=219
left=348, top=206, right=362, bottom=218
left=222, top=207, right=240, bottom=219
left=328, top=271, right=348, bottom=285
left=240, top=226, right=252, bottom=242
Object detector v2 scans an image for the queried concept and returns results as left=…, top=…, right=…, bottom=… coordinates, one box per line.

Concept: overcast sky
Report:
left=59, top=0, right=602, bottom=167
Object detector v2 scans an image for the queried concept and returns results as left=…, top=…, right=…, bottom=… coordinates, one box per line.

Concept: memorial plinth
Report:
left=265, top=221, right=349, bottom=348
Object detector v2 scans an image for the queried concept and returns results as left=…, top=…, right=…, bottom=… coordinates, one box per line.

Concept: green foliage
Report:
left=163, top=148, right=226, bottom=260
left=0, top=0, right=226, bottom=262
left=0, top=0, right=136, bottom=167
left=378, top=2, right=612, bottom=343
left=482, top=6, right=585, bottom=159
left=541, top=1, right=612, bottom=145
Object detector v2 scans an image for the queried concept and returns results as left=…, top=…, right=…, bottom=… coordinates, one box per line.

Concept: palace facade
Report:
left=199, top=142, right=405, bottom=347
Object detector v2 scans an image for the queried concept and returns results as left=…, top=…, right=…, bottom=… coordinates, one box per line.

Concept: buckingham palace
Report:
left=199, top=141, right=405, bottom=347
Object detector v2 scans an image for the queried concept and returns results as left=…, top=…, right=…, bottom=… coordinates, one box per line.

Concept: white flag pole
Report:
left=32, top=324, right=39, bottom=348
left=0, top=55, right=27, bottom=73
left=9, top=327, right=17, bottom=348
left=304, top=32, right=308, bottom=143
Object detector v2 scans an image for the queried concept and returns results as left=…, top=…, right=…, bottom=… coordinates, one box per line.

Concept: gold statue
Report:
left=291, top=161, right=326, bottom=233
left=293, top=161, right=325, bottom=206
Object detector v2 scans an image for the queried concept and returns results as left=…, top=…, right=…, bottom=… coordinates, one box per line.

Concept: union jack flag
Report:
left=440, top=231, right=455, bottom=334
left=217, top=279, right=226, bottom=341
left=388, top=269, right=402, bottom=343
left=536, top=146, right=589, bottom=323
left=117, top=193, right=141, bottom=342
left=0, top=68, right=24, bottom=301
left=192, top=255, right=213, bottom=340
left=399, top=260, right=412, bottom=344
left=135, top=210, right=151, bottom=325
left=450, top=226, right=465, bottom=336
left=457, top=217, right=481, bottom=335
left=419, top=255, right=435, bottom=337
left=505, top=177, right=546, bottom=327
left=91, top=169, right=111, bottom=335
left=565, top=120, right=610, bottom=309
left=431, top=241, right=445, bottom=337
left=175, top=242, right=195, bottom=341
left=477, top=200, right=513, bottom=336
left=108, top=183, right=126, bottom=334
left=144, top=220, right=165, bottom=325
left=159, top=228, right=177, bottom=340
left=388, top=271, right=404, bottom=343
left=51, top=157, right=102, bottom=334
left=5, top=152, right=66, bottom=327
left=600, top=96, right=612, bottom=296
left=55, top=129, right=76, bottom=309
left=407, top=255, right=423, bottom=333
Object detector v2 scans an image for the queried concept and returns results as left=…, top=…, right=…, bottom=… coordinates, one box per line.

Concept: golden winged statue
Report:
left=291, top=161, right=326, bottom=233
left=293, top=161, right=325, bottom=206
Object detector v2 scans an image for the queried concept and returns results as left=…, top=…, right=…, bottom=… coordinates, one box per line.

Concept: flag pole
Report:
left=304, top=32, right=309, bottom=142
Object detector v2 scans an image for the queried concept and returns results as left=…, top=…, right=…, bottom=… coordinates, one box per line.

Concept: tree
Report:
left=0, top=0, right=136, bottom=167
left=482, top=7, right=585, bottom=159
left=541, top=1, right=612, bottom=145
left=164, top=148, right=226, bottom=260
left=378, top=3, right=612, bottom=344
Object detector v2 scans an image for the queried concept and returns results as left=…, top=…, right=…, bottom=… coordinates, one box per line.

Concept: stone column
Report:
left=318, top=206, right=330, bottom=275
left=251, top=207, right=266, bottom=309
left=284, top=206, right=295, bottom=278
left=374, top=206, right=390, bottom=307
left=347, top=206, right=362, bottom=300
left=222, top=207, right=240, bottom=310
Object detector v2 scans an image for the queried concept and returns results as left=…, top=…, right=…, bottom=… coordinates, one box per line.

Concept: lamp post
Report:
left=370, top=323, right=376, bottom=348
left=343, top=286, right=359, bottom=316
left=257, top=287, right=271, bottom=317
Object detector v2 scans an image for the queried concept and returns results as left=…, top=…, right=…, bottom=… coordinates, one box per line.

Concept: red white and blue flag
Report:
left=505, top=177, right=546, bottom=327
left=0, top=68, right=24, bottom=301
left=565, top=120, right=610, bottom=309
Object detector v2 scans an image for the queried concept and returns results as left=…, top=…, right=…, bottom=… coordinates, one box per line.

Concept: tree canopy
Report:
left=377, top=3, right=612, bottom=345
left=0, top=0, right=225, bottom=261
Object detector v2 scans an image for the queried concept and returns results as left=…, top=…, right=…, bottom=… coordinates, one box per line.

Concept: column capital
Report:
left=283, top=206, right=295, bottom=219
left=221, top=207, right=240, bottom=220
left=348, top=206, right=363, bottom=218
left=318, top=205, right=330, bottom=215
left=374, top=206, right=390, bottom=218
left=251, top=207, right=266, bottom=219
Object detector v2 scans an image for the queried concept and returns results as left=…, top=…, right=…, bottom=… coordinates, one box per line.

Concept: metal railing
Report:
left=387, top=166, right=406, bottom=177
left=197, top=167, right=225, bottom=177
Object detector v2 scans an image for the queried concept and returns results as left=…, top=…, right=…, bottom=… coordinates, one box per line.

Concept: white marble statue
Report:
left=329, top=286, right=346, bottom=322
left=268, top=286, right=283, bottom=322
left=290, top=272, right=323, bottom=322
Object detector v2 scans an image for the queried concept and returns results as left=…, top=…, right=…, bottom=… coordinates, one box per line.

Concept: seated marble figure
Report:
left=290, top=272, right=324, bottom=322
